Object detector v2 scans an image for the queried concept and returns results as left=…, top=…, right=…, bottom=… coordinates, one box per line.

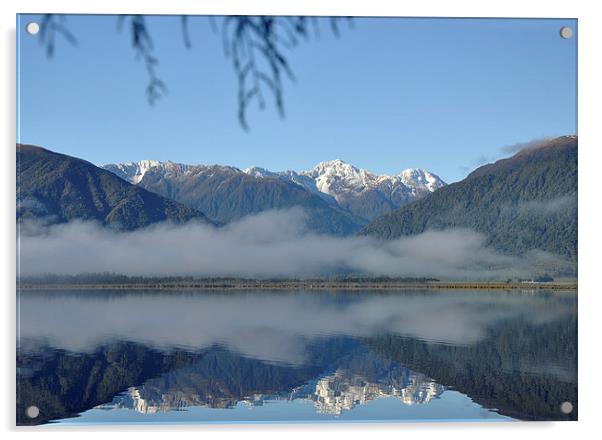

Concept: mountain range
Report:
left=103, top=161, right=358, bottom=235
left=244, top=159, right=445, bottom=220
left=16, top=136, right=578, bottom=265
left=103, top=159, right=445, bottom=230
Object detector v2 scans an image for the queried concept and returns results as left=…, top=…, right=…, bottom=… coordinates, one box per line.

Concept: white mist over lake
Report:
left=18, top=208, right=564, bottom=279
left=18, top=290, right=573, bottom=365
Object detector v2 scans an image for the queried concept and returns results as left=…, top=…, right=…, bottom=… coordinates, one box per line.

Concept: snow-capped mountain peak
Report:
left=243, top=166, right=278, bottom=179
left=398, top=168, right=446, bottom=193
left=310, top=159, right=361, bottom=177
left=239, top=159, right=446, bottom=219
left=103, top=160, right=197, bottom=184
left=104, top=158, right=446, bottom=222
left=300, top=159, right=445, bottom=200
left=128, top=160, right=162, bottom=184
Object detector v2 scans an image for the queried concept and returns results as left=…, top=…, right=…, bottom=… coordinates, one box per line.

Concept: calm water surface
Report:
left=16, top=289, right=577, bottom=425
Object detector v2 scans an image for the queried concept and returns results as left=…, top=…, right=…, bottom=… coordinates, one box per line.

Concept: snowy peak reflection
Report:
left=99, top=365, right=444, bottom=416
left=299, top=368, right=444, bottom=415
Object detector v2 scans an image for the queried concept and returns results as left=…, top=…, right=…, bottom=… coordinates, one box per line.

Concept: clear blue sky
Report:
left=17, top=15, right=577, bottom=183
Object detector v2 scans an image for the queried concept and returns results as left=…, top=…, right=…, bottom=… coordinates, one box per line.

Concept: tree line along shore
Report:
left=18, top=278, right=577, bottom=291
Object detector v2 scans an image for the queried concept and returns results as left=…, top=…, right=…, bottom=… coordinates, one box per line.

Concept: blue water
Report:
left=60, top=392, right=510, bottom=425
left=17, top=289, right=576, bottom=425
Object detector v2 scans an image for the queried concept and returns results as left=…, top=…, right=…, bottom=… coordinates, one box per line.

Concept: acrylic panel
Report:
left=16, top=14, right=577, bottom=425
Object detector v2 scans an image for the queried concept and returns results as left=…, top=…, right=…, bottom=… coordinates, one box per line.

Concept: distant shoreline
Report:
left=17, top=281, right=577, bottom=291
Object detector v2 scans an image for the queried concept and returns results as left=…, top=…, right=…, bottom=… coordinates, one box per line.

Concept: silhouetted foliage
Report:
left=38, top=14, right=77, bottom=58
left=117, top=15, right=167, bottom=105
left=36, top=14, right=352, bottom=129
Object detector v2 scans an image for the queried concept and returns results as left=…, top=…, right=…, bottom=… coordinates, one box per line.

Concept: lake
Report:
left=16, top=289, right=577, bottom=425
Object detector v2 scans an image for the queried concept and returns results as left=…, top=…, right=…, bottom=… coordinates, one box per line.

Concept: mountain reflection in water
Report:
left=16, top=289, right=577, bottom=425
left=98, top=355, right=445, bottom=416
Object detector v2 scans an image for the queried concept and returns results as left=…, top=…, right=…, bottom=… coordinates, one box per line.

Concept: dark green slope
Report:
left=362, top=136, right=577, bottom=259
left=17, top=144, right=212, bottom=229
left=138, top=167, right=365, bottom=235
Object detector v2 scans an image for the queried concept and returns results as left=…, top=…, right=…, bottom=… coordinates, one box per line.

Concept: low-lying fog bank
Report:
left=18, top=208, right=571, bottom=280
